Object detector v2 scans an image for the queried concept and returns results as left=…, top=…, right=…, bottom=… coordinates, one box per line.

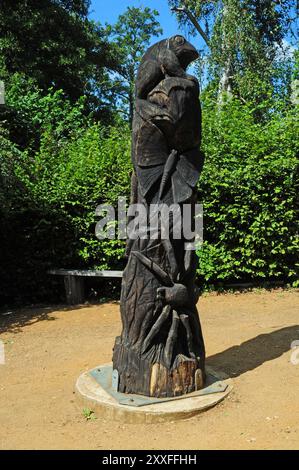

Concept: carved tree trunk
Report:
left=113, top=48, right=206, bottom=398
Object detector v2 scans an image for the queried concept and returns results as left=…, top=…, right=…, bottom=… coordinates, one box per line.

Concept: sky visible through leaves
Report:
left=89, top=0, right=206, bottom=49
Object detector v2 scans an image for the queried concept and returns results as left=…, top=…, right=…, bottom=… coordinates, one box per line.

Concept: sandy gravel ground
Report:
left=0, top=289, right=298, bottom=450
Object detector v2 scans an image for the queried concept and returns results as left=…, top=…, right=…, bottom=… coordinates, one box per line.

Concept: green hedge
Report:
left=0, top=87, right=298, bottom=305
left=197, top=96, right=298, bottom=285
left=0, top=108, right=131, bottom=304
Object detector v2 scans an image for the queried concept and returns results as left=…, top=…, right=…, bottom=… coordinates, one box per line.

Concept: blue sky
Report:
left=89, top=0, right=297, bottom=70
left=89, top=0, right=206, bottom=50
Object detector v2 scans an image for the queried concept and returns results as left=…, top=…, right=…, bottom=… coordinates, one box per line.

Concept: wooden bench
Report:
left=48, top=269, right=123, bottom=305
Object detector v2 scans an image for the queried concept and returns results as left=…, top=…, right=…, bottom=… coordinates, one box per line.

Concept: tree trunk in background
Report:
left=217, top=1, right=233, bottom=105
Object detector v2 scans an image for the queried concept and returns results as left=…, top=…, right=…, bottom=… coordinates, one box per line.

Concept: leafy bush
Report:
left=0, top=73, right=88, bottom=150
left=0, top=84, right=298, bottom=305
left=197, top=95, right=298, bottom=285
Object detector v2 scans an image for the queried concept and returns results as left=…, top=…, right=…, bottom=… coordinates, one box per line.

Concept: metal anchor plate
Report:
left=89, top=365, right=228, bottom=408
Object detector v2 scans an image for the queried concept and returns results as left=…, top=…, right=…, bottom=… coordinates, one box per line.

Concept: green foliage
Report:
left=169, top=0, right=297, bottom=104
left=0, top=3, right=298, bottom=305
left=104, top=6, right=163, bottom=123
left=197, top=94, right=298, bottom=284
left=0, top=86, right=131, bottom=304
left=0, top=0, right=118, bottom=117
left=1, top=87, right=297, bottom=304
left=82, top=408, right=97, bottom=421
left=30, top=122, right=131, bottom=269
left=0, top=73, right=88, bottom=149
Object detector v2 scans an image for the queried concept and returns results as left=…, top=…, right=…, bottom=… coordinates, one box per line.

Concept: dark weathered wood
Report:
left=113, top=35, right=206, bottom=397
left=64, top=275, right=85, bottom=305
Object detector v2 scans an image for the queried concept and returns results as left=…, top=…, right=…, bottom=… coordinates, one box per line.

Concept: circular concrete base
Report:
left=75, top=363, right=233, bottom=423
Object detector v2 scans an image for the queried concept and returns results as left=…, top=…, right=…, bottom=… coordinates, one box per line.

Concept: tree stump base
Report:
left=113, top=340, right=205, bottom=397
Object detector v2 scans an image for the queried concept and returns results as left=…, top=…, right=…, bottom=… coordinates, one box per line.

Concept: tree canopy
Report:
left=169, top=0, right=297, bottom=106
left=104, top=6, right=163, bottom=123
left=0, top=0, right=117, bottom=107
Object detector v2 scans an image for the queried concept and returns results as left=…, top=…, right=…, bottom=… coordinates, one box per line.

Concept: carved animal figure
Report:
left=135, top=35, right=199, bottom=123
left=135, top=35, right=198, bottom=99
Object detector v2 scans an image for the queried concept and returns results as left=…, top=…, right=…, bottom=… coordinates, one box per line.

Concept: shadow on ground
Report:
left=1, top=304, right=298, bottom=381
left=0, top=301, right=119, bottom=334
left=207, top=325, right=299, bottom=378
